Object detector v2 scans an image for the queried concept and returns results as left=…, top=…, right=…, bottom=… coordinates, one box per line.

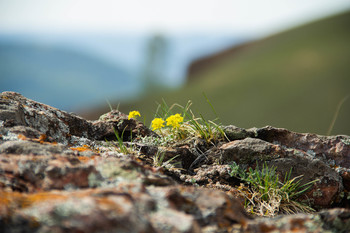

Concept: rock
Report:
left=223, top=125, right=255, bottom=140
left=219, top=138, right=278, bottom=164
left=92, top=110, right=158, bottom=141
left=0, top=184, right=248, bottom=232
left=147, top=186, right=250, bottom=228
left=0, top=187, right=157, bottom=233
left=0, top=141, right=65, bottom=155
left=0, top=153, right=101, bottom=192
left=0, top=95, right=26, bottom=126
left=219, top=137, right=343, bottom=208
left=1, top=91, right=350, bottom=232
left=255, top=126, right=350, bottom=168
left=339, top=169, right=350, bottom=192
left=244, top=208, right=350, bottom=232
left=0, top=91, right=156, bottom=145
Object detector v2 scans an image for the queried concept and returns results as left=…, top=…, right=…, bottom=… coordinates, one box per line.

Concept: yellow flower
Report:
left=151, top=118, right=165, bottom=130
left=166, top=113, right=184, bottom=129
left=128, top=110, right=141, bottom=120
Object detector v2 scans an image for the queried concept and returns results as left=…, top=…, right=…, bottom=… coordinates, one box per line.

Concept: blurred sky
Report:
left=1, top=0, right=350, bottom=37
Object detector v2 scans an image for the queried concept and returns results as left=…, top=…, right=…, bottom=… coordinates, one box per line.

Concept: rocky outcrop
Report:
left=1, top=91, right=350, bottom=232
left=219, top=137, right=343, bottom=208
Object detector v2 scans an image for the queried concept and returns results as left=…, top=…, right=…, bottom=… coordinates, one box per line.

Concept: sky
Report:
left=1, top=0, right=350, bottom=37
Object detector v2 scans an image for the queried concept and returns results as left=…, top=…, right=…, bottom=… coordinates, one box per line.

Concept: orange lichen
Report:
left=77, top=156, right=96, bottom=163
left=0, top=191, right=67, bottom=210
left=33, top=134, right=47, bottom=143
left=23, top=192, right=67, bottom=208
left=96, top=197, right=121, bottom=209
left=18, top=134, right=28, bottom=140
left=17, top=134, right=55, bottom=145
left=70, top=145, right=92, bottom=152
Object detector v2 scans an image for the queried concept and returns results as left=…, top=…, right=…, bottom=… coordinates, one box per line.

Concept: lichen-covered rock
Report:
left=0, top=141, right=65, bottom=155
left=219, top=138, right=278, bottom=164
left=0, top=154, right=101, bottom=192
left=0, top=187, right=157, bottom=233
left=255, top=126, right=350, bottom=168
left=1, top=91, right=350, bottom=232
left=219, top=137, right=343, bottom=208
left=0, top=91, right=156, bottom=145
left=0, top=184, right=249, bottom=233
left=244, top=208, right=350, bottom=233
left=147, top=186, right=250, bottom=228
left=223, top=125, right=255, bottom=140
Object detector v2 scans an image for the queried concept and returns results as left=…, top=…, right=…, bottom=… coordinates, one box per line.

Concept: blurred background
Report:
left=1, top=0, right=350, bottom=135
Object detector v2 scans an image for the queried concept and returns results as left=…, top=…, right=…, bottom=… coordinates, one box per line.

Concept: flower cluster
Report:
left=151, top=118, right=165, bottom=130
left=128, top=110, right=141, bottom=120
left=127, top=110, right=184, bottom=136
left=150, top=113, right=184, bottom=131
left=166, top=113, right=184, bottom=129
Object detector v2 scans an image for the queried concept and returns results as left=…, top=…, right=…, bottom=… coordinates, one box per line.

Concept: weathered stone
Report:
left=244, top=208, right=350, bottom=233
left=1, top=92, right=90, bottom=144
left=147, top=185, right=250, bottom=231
left=0, top=96, right=26, bottom=126
left=150, top=209, right=201, bottom=233
left=0, top=184, right=251, bottom=233
left=223, top=125, right=255, bottom=140
left=255, top=126, right=350, bottom=168
left=92, top=110, right=158, bottom=140
left=163, top=146, right=197, bottom=170
left=219, top=138, right=279, bottom=164
left=0, top=154, right=102, bottom=192
left=0, top=126, right=42, bottom=140
left=0, top=92, right=156, bottom=145
left=125, top=142, right=158, bottom=156
left=1, top=91, right=350, bottom=232
left=0, top=188, right=157, bottom=233
left=270, top=157, right=342, bottom=209
left=219, top=137, right=343, bottom=208
left=0, top=141, right=65, bottom=155
left=339, top=168, right=350, bottom=192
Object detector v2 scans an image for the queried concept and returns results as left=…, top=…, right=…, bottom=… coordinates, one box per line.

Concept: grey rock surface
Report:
left=1, top=91, right=350, bottom=232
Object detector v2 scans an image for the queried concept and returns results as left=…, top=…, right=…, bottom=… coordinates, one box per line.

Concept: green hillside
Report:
left=105, top=11, right=350, bottom=135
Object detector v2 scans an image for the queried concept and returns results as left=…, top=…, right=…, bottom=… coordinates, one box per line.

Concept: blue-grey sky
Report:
left=1, top=0, right=350, bottom=36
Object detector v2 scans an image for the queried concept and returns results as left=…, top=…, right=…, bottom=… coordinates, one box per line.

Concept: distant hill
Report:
left=101, top=10, right=350, bottom=136
left=0, top=41, right=136, bottom=111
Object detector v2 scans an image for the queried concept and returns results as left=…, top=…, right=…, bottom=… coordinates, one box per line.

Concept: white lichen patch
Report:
left=70, top=136, right=92, bottom=147
left=2, top=132, right=19, bottom=141
left=341, top=138, right=350, bottom=145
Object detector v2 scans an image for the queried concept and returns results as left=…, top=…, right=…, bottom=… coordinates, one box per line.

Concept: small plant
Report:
left=187, top=112, right=227, bottom=142
left=111, top=127, right=134, bottom=155
left=150, top=99, right=227, bottom=143
left=108, top=97, right=227, bottom=155
left=153, top=149, right=180, bottom=168
left=140, top=135, right=176, bottom=147
left=229, top=162, right=318, bottom=217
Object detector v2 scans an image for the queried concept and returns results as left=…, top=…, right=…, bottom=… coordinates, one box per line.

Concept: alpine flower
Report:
left=151, top=118, right=165, bottom=130
left=128, top=110, right=141, bottom=120
left=166, top=113, right=184, bottom=129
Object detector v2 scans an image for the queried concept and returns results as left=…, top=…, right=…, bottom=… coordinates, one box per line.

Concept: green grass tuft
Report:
left=229, top=162, right=318, bottom=217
